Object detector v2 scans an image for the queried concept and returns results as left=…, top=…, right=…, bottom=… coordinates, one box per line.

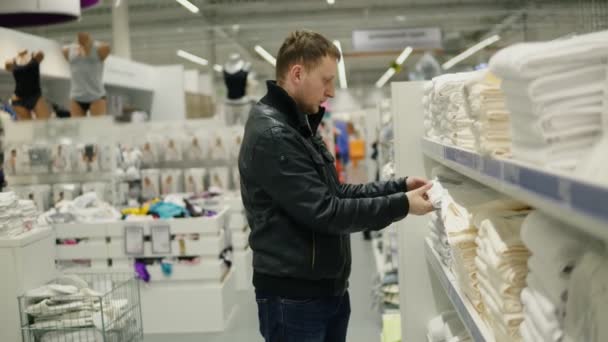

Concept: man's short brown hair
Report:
left=275, top=30, right=341, bottom=82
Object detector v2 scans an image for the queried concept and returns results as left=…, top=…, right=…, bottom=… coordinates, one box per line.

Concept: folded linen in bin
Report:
left=40, top=329, right=105, bottom=342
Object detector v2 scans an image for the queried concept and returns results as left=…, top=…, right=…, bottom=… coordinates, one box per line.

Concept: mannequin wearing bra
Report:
left=4, top=50, right=50, bottom=120
left=62, top=32, right=111, bottom=117
left=223, top=53, right=251, bottom=100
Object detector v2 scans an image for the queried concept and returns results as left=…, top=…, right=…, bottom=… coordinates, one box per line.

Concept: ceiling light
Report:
left=395, top=46, right=413, bottom=65
left=327, top=0, right=335, bottom=4
left=213, top=64, right=223, bottom=73
left=254, top=45, right=276, bottom=67
left=333, top=40, right=348, bottom=89
left=442, top=34, right=500, bottom=70
left=176, top=49, right=208, bottom=66
left=374, top=46, right=412, bottom=88
left=395, top=15, right=406, bottom=22
left=175, top=0, right=199, bottom=13
left=375, top=68, right=396, bottom=88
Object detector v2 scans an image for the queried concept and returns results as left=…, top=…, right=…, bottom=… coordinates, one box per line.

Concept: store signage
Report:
left=352, top=27, right=442, bottom=51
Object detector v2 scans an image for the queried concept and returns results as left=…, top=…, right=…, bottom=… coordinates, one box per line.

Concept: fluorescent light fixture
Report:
left=327, top=0, right=335, bottom=4
left=175, top=0, right=199, bottom=13
left=333, top=40, right=348, bottom=89
left=375, top=68, right=396, bottom=88
left=442, top=34, right=500, bottom=70
left=176, top=49, right=208, bottom=66
left=213, top=64, right=223, bottom=73
left=395, top=46, right=413, bottom=65
left=374, top=46, right=412, bottom=88
left=254, top=45, right=276, bottom=67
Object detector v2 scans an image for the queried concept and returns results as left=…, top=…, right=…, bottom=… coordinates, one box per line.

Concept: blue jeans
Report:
left=255, top=290, right=351, bottom=342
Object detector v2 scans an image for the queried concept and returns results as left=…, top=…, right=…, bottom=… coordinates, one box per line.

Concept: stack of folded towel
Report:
left=489, top=30, right=608, bottom=171
left=427, top=311, right=472, bottom=342
left=424, top=70, right=513, bottom=156
left=519, top=211, right=598, bottom=342
left=474, top=209, right=531, bottom=342
left=463, top=72, right=512, bottom=156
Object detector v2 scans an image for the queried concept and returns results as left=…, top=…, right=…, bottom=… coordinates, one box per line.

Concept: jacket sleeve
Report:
left=250, top=126, right=409, bottom=235
left=338, top=178, right=408, bottom=199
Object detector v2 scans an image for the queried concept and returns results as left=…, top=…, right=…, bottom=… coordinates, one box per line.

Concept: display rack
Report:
left=392, top=80, right=608, bottom=342
left=421, top=138, right=608, bottom=242
left=52, top=207, right=238, bottom=334
left=424, top=239, right=493, bottom=342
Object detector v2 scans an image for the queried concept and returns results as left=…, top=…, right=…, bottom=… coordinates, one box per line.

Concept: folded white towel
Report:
left=521, top=211, right=592, bottom=273
left=489, top=30, right=608, bottom=79
left=521, top=288, right=564, bottom=342
left=576, top=136, right=608, bottom=187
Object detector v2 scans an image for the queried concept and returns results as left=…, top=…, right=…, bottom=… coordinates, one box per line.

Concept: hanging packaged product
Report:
left=140, top=169, right=161, bottom=200
left=28, top=142, right=52, bottom=174
left=75, top=143, right=100, bottom=173
left=3, top=144, right=29, bottom=175
left=162, top=137, right=182, bottom=162
left=160, top=169, right=183, bottom=195
left=99, top=144, right=114, bottom=171
left=229, top=129, right=244, bottom=160
left=208, top=167, right=230, bottom=191
left=209, top=133, right=228, bottom=160
left=183, top=134, right=207, bottom=162
left=184, top=168, right=206, bottom=194
left=232, top=167, right=241, bottom=190
left=51, top=142, right=74, bottom=174
left=140, top=138, right=160, bottom=167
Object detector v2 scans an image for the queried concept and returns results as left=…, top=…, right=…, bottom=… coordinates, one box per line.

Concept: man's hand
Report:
left=406, top=182, right=434, bottom=215
left=406, top=176, right=430, bottom=191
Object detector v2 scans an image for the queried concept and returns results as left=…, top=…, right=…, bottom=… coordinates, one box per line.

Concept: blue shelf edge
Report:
left=421, top=138, right=608, bottom=225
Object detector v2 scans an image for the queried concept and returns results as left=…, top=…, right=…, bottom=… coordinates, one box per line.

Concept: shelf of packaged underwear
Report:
left=421, top=138, right=608, bottom=242
left=6, top=172, right=113, bottom=186
left=424, top=238, right=493, bottom=342
left=140, top=159, right=237, bottom=170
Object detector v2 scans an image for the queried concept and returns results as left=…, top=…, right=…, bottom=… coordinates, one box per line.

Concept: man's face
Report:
left=293, top=56, right=337, bottom=114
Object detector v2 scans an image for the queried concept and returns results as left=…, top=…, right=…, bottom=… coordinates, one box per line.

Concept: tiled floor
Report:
left=144, top=233, right=382, bottom=342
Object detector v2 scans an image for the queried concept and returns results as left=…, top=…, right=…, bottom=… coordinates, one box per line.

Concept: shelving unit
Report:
left=424, top=239, right=493, bottom=342
left=392, top=79, right=608, bottom=342
left=421, top=138, right=608, bottom=242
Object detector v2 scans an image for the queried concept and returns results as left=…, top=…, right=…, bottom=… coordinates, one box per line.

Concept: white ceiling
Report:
left=20, top=0, right=602, bottom=88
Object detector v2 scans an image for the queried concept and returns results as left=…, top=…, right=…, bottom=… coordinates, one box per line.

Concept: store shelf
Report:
left=421, top=138, right=608, bottom=240
left=424, top=238, right=492, bottom=342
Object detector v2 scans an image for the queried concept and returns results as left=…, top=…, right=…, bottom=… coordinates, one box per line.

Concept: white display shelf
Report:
left=421, top=138, right=608, bottom=241
left=424, top=239, right=493, bottom=342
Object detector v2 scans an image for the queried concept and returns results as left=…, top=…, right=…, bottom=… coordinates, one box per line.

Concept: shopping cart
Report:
left=18, top=273, right=143, bottom=342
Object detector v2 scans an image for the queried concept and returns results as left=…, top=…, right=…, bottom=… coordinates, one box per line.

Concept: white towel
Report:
left=501, top=64, right=606, bottom=101
left=576, top=136, right=608, bottom=187
left=564, top=250, right=608, bottom=342
left=521, top=211, right=592, bottom=266
left=526, top=270, right=567, bottom=311
left=489, top=29, right=608, bottom=79
left=521, top=288, right=564, bottom=342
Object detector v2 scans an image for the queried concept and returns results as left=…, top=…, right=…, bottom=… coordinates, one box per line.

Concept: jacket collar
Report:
left=260, top=80, right=325, bottom=137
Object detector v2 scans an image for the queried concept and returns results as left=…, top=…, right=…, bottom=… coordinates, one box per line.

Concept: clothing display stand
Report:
left=53, top=207, right=238, bottom=333
left=0, top=226, right=56, bottom=342
left=392, top=80, right=608, bottom=342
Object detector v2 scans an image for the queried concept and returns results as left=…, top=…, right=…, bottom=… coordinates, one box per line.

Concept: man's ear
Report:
left=290, top=64, right=304, bottom=84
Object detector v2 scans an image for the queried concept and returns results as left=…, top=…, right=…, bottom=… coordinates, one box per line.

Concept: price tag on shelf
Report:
left=150, top=222, right=172, bottom=255
left=569, top=180, right=608, bottom=221
left=124, top=225, right=144, bottom=255
left=519, top=167, right=561, bottom=201
left=480, top=157, right=501, bottom=179
left=503, top=163, right=520, bottom=185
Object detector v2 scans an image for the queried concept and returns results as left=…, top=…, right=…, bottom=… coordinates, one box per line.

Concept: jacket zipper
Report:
left=312, top=232, right=316, bottom=269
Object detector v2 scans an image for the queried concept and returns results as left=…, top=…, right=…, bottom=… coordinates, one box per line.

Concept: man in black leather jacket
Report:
left=238, top=30, right=434, bottom=342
